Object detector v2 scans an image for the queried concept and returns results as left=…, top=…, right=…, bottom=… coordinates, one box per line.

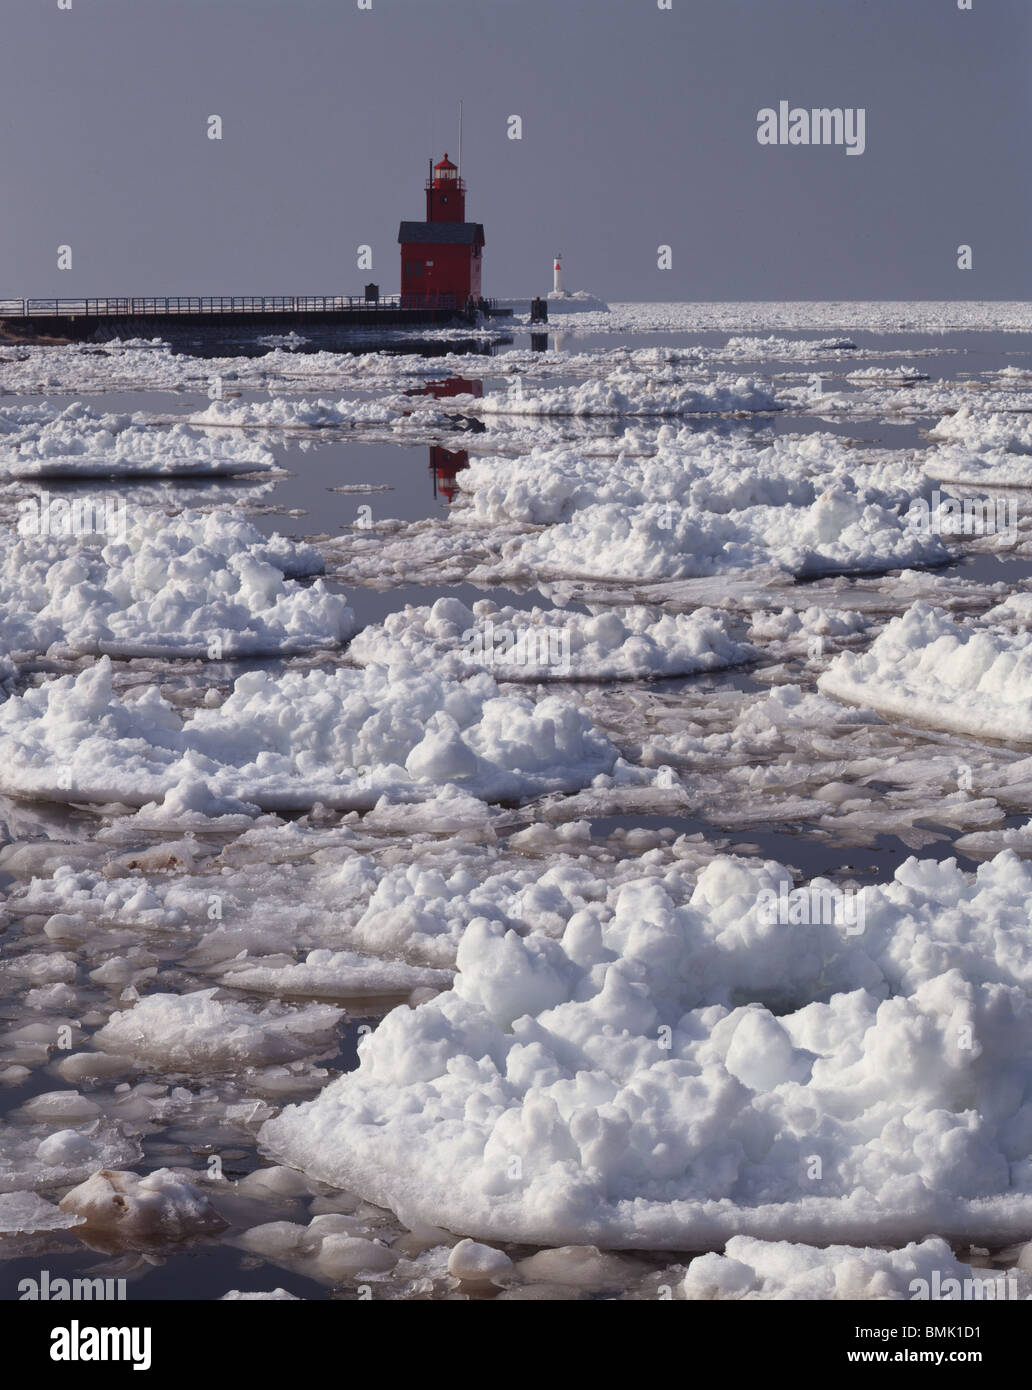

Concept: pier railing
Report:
left=0, top=294, right=437, bottom=318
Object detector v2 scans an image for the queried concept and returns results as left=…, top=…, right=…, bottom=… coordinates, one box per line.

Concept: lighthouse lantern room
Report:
left=398, top=154, right=485, bottom=309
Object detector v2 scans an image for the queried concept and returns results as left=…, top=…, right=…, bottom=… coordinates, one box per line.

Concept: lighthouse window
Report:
left=425, top=260, right=434, bottom=267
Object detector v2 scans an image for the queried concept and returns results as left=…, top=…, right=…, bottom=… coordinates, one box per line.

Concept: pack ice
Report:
left=681, top=1236, right=1030, bottom=1300
left=438, top=373, right=779, bottom=418
left=538, top=301, right=1032, bottom=335
left=0, top=402, right=275, bottom=477
left=819, top=603, right=1032, bottom=742
left=261, top=850, right=1032, bottom=1249
left=925, top=408, right=1032, bottom=486
left=449, top=437, right=944, bottom=583
left=348, top=597, right=753, bottom=682
left=0, top=656, right=630, bottom=808
left=0, top=510, right=352, bottom=659
left=457, top=433, right=927, bottom=526
left=490, top=488, right=945, bottom=583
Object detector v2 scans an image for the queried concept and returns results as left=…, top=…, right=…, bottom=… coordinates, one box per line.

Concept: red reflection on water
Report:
left=430, top=445, right=469, bottom=502
left=408, top=375, right=483, bottom=400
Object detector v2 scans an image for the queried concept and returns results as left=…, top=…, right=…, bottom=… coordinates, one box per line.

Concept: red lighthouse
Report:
left=398, top=155, right=485, bottom=309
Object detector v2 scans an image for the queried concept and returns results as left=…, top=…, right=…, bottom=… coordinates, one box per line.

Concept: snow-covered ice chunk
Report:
left=513, top=1244, right=640, bottom=1289
left=221, top=1288, right=301, bottom=1300
left=214, top=949, right=451, bottom=1000
left=349, top=597, right=753, bottom=682
left=5, top=454, right=270, bottom=480
left=0, top=657, right=626, bottom=809
left=492, top=488, right=946, bottom=584
left=261, top=851, right=1032, bottom=1248
left=0, top=509, right=348, bottom=659
left=819, top=603, right=1032, bottom=742
left=0, top=402, right=276, bottom=477
left=924, top=448, right=1032, bottom=488
left=923, top=407, right=1032, bottom=486
left=234, top=1215, right=396, bottom=1282
left=929, top=407, right=1032, bottom=456
left=984, top=591, right=1032, bottom=625
left=92, top=989, right=341, bottom=1071
left=187, top=397, right=416, bottom=431
left=681, top=1236, right=1028, bottom=1301
left=58, top=1168, right=227, bottom=1244
left=447, top=1238, right=513, bottom=1283
left=439, top=374, right=779, bottom=418
left=955, top=819, right=1032, bottom=859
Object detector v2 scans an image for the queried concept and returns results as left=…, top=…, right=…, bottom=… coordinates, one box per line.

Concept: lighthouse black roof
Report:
left=398, top=221, right=485, bottom=246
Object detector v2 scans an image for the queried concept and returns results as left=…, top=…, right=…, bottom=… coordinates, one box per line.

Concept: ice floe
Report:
left=922, top=408, right=1032, bottom=487
left=929, top=407, right=1032, bottom=456
left=262, top=849, right=1032, bottom=1248
left=187, top=397, right=425, bottom=432
left=317, top=429, right=953, bottom=591
left=0, top=402, right=275, bottom=476
left=0, top=1120, right=142, bottom=1194
left=437, top=374, right=779, bottom=419
left=483, top=487, right=947, bottom=584
left=0, top=657, right=632, bottom=808
left=58, top=1167, right=227, bottom=1245
left=681, top=1235, right=1029, bottom=1300
left=819, top=603, right=1032, bottom=742
left=234, top=1213, right=397, bottom=1282
left=454, top=433, right=924, bottom=526
left=0, top=1189, right=85, bottom=1233
left=923, top=449, right=1032, bottom=489
left=92, top=990, right=341, bottom=1072
left=348, top=597, right=753, bottom=682
left=216, top=950, right=451, bottom=1001
left=0, top=509, right=350, bottom=659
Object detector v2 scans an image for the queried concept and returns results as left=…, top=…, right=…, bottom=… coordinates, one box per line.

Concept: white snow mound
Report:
left=348, top=597, right=753, bottom=682
left=92, top=990, right=341, bottom=1071
left=262, top=850, right=1032, bottom=1248
left=819, top=603, right=1032, bottom=742
left=0, top=509, right=346, bottom=658
left=682, top=1235, right=1030, bottom=1301
left=0, top=656, right=626, bottom=808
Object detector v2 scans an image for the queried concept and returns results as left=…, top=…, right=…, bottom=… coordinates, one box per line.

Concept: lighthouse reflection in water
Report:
left=430, top=444, right=469, bottom=502
left=406, top=376, right=482, bottom=503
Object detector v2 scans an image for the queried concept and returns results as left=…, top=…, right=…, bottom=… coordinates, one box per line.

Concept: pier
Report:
left=0, top=293, right=510, bottom=345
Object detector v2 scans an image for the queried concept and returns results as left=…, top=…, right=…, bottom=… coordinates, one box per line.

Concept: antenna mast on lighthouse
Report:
left=458, top=101, right=463, bottom=181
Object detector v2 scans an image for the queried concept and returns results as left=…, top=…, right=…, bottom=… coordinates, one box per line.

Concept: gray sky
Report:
left=0, top=0, right=1028, bottom=302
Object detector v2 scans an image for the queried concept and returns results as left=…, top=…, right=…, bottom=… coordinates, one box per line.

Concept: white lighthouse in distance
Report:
left=494, top=253, right=607, bottom=317
left=545, top=253, right=606, bottom=311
